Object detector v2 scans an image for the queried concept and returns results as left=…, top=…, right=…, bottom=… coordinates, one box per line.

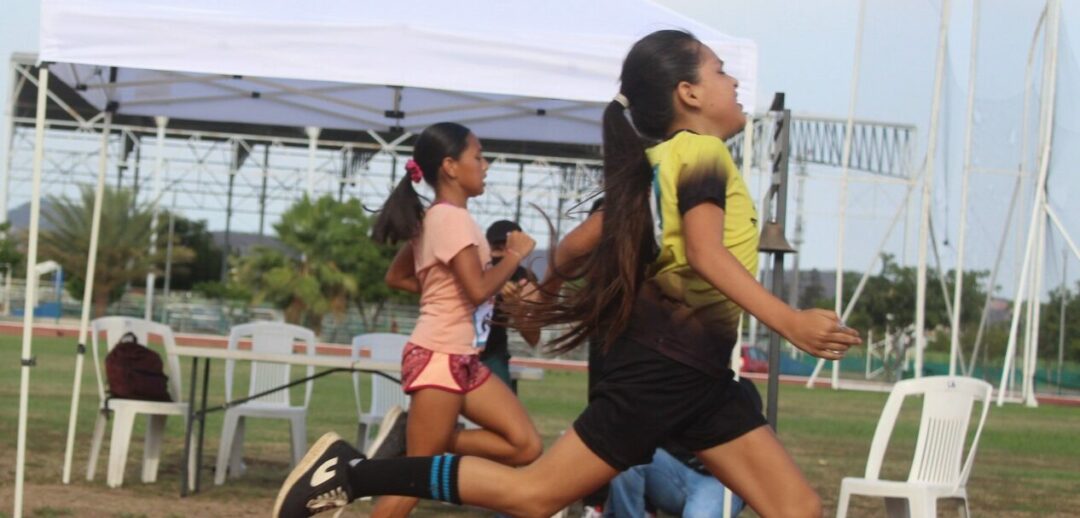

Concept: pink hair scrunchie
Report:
left=405, top=159, right=423, bottom=183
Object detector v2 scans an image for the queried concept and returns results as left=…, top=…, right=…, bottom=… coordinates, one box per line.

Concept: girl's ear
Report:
left=441, top=156, right=458, bottom=180
left=674, top=80, right=703, bottom=110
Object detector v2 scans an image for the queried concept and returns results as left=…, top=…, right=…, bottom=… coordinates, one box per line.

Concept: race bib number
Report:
left=472, top=298, right=494, bottom=349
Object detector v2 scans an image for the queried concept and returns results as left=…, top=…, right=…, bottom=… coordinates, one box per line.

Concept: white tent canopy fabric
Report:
left=39, top=0, right=758, bottom=145
left=13, top=1, right=759, bottom=516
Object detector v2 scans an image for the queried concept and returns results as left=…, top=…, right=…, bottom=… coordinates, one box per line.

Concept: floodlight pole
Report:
left=999, top=0, right=1061, bottom=406
left=832, top=0, right=866, bottom=389
left=968, top=7, right=1046, bottom=376
left=949, top=0, right=981, bottom=376
left=914, top=0, right=953, bottom=379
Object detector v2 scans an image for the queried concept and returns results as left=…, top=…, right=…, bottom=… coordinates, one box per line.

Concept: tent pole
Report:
left=15, top=64, right=49, bottom=518
left=61, top=110, right=112, bottom=483
left=145, top=116, right=167, bottom=321
left=950, top=0, right=982, bottom=376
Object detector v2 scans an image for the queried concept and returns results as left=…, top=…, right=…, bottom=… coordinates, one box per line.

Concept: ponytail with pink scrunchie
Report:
left=405, top=159, right=423, bottom=183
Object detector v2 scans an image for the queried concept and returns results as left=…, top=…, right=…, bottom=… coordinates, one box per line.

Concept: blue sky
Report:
left=2, top=0, right=1078, bottom=297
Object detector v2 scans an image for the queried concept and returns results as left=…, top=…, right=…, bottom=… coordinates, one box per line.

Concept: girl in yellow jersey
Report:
left=275, top=30, right=861, bottom=518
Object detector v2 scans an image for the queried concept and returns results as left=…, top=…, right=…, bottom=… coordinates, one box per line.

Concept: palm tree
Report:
left=38, top=185, right=192, bottom=316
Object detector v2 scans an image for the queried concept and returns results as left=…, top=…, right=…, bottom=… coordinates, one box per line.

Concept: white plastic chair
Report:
left=86, top=316, right=191, bottom=488
left=214, top=322, right=316, bottom=485
left=836, top=376, right=993, bottom=518
left=351, top=333, right=410, bottom=450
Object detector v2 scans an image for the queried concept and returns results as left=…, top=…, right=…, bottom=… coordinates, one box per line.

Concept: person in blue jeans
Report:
left=605, top=378, right=762, bottom=518
left=606, top=448, right=744, bottom=518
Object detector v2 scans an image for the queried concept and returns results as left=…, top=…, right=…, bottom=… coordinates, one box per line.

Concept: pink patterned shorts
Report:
left=401, top=342, right=492, bottom=394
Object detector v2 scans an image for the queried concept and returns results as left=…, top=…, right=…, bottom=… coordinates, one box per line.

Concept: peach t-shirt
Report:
left=409, top=203, right=493, bottom=355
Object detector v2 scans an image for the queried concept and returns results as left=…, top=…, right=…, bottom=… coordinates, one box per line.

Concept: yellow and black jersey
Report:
left=624, top=130, right=759, bottom=378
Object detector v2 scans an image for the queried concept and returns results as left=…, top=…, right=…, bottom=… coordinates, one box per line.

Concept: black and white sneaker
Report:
left=365, top=405, right=407, bottom=460
left=273, top=432, right=363, bottom=518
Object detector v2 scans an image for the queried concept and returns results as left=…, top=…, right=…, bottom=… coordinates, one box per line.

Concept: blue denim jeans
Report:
left=605, top=449, right=745, bottom=518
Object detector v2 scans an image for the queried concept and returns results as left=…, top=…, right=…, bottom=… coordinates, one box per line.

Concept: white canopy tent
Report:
left=38, top=0, right=758, bottom=144
left=11, top=1, right=758, bottom=515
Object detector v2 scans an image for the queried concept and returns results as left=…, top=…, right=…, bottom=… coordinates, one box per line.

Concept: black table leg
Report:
left=177, top=361, right=359, bottom=497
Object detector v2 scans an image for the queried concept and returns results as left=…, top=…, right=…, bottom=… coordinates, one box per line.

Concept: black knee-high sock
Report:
left=347, top=454, right=462, bottom=504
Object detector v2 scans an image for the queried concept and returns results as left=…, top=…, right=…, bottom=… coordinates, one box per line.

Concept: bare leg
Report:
left=371, top=378, right=542, bottom=517
left=370, top=388, right=463, bottom=518
left=694, top=425, right=822, bottom=518
left=457, top=428, right=619, bottom=518
left=454, top=375, right=543, bottom=465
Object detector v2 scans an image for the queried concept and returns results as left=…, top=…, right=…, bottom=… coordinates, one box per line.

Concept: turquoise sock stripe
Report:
left=441, top=454, right=454, bottom=502
left=429, top=455, right=443, bottom=501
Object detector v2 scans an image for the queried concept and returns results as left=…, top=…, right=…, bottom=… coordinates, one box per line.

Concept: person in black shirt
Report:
left=479, top=220, right=540, bottom=392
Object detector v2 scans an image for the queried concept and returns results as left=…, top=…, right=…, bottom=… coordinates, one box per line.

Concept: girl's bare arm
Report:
left=385, top=242, right=421, bottom=293
left=683, top=203, right=860, bottom=359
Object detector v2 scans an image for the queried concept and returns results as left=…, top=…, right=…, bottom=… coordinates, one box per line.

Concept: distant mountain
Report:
left=6, top=201, right=61, bottom=233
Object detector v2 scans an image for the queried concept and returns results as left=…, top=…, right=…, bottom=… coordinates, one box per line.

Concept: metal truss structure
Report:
left=3, top=118, right=602, bottom=250
left=1, top=60, right=606, bottom=252
left=730, top=114, right=915, bottom=179
left=3, top=58, right=914, bottom=254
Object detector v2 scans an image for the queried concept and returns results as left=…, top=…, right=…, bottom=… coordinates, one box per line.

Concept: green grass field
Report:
left=1, top=335, right=1077, bottom=517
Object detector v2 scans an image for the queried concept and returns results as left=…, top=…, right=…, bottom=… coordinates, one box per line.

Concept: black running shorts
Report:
left=573, top=337, right=767, bottom=471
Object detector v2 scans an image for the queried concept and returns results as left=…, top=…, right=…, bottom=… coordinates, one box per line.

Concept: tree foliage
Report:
left=230, top=195, right=410, bottom=335
left=162, top=214, right=224, bottom=290
left=37, top=186, right=193, bottom=316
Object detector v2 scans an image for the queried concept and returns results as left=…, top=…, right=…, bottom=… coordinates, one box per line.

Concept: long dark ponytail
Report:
left=371, top=122, right=472, bottom=244
left=525, top=30, right=704, bottom=352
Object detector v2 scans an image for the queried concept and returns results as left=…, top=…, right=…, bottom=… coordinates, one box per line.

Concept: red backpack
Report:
left=104, top=332, right=173, bottom=402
